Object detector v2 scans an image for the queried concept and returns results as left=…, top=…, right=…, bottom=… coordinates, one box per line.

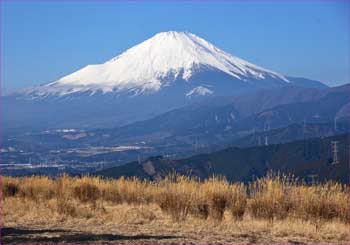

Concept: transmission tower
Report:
left=194, top=137, right=199, bottom=152
left=265, top=136, right=269, bottom=146
left=264, top=121, right=270, bottom=131
left=138, top=153, right=141, bottom=165
left=308, top=174, right=318, bottom=185
left=303, top=118, right=307, bottom=138
left=331, top=141, right=339, bottom=165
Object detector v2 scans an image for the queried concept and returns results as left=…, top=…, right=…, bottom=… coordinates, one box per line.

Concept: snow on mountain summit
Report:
left=29, top=31, right=289, bottom=96
left=186, top=86, right=214, bottom=97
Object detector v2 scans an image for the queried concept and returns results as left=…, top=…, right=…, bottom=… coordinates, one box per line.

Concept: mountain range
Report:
left=3, top=31, right=348, bottom=183
left=97, top=133, right=349, bottom=183
left=2, top=84, right=348, bottom=171
left=3, top=31, right=327, bottom=133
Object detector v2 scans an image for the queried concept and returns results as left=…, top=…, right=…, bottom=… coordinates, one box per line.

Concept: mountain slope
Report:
left=3, top=85, right=348, bottom=169
left=97, top=134, right=350, bottom=183
left=80, top=84, right=350, bottom=146
left=3, top=31, right=328, bottom=132
left=230, top=122, right=349, bottom=148
left=25, top=31, right=289, bottom=97
left=286, top=76, right=327, bottom=89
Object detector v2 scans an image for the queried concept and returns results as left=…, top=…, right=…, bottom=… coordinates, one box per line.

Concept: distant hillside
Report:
left=89, top=84, right=350, bottom=147
left=286, top=76, right=328, bottom=89
left=97, top=134, right=349, bottom=183
left=3, top=85, right=348, bottom=170
left=230, top=122, right=349, bottom=148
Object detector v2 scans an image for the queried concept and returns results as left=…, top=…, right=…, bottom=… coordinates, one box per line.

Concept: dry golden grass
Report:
left=2, top=173, right=350, bottom=244
left=156, top=175, right=197, bottom=221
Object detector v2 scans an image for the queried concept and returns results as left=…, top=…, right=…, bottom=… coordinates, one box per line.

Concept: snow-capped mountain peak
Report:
left=27, top=31, right=289, bottom=96
left=186, top=86, right=214, bottom=97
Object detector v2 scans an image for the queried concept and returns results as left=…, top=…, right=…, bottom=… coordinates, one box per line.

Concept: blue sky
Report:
left=1, top=1, right=349, bottom=90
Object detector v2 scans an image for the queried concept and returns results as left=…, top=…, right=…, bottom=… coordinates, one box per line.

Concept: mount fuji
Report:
left=26, top=31, right=291, bottom=97
left=4, top=31, right=326, bottom=131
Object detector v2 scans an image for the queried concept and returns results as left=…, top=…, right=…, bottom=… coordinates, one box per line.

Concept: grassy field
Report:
left=2, top=173, right=350, bottom=244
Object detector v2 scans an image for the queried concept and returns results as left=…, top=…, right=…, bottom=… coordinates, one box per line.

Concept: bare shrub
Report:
left=202, top=177, right=231, bottom=222
left=72, top=176, right=100, bottom=208
left=2, top=178, right=20, bottom=198
left=18, top=176, right=55, bottom=201
left=56, top=195, right=77, bottom=217
left=73, top=182, right=100, bottom=203
left=248, top=173, right=296, bottom=221
left=115, top=177, right=153, bottom=204
left=296, top=182, right=350, bottom=224
left=99, top=179, right=122, bottom=203
left=55, top=174, right=77, bottom=217
left=229, top=183, right=247, bottom=220
left=156, top=174, right=196, bottom=222
left=190, top=192, right=209, bottom=220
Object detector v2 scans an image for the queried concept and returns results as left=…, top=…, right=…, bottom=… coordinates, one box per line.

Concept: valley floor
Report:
left=3, top=200, right=350, bottom=244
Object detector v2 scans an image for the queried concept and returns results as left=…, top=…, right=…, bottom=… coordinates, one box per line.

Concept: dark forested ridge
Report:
left=98, top=134, right=349, bottom=183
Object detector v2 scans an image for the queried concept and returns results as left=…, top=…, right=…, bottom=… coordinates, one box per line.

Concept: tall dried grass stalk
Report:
left=2, top=172, right=349, bottom=224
